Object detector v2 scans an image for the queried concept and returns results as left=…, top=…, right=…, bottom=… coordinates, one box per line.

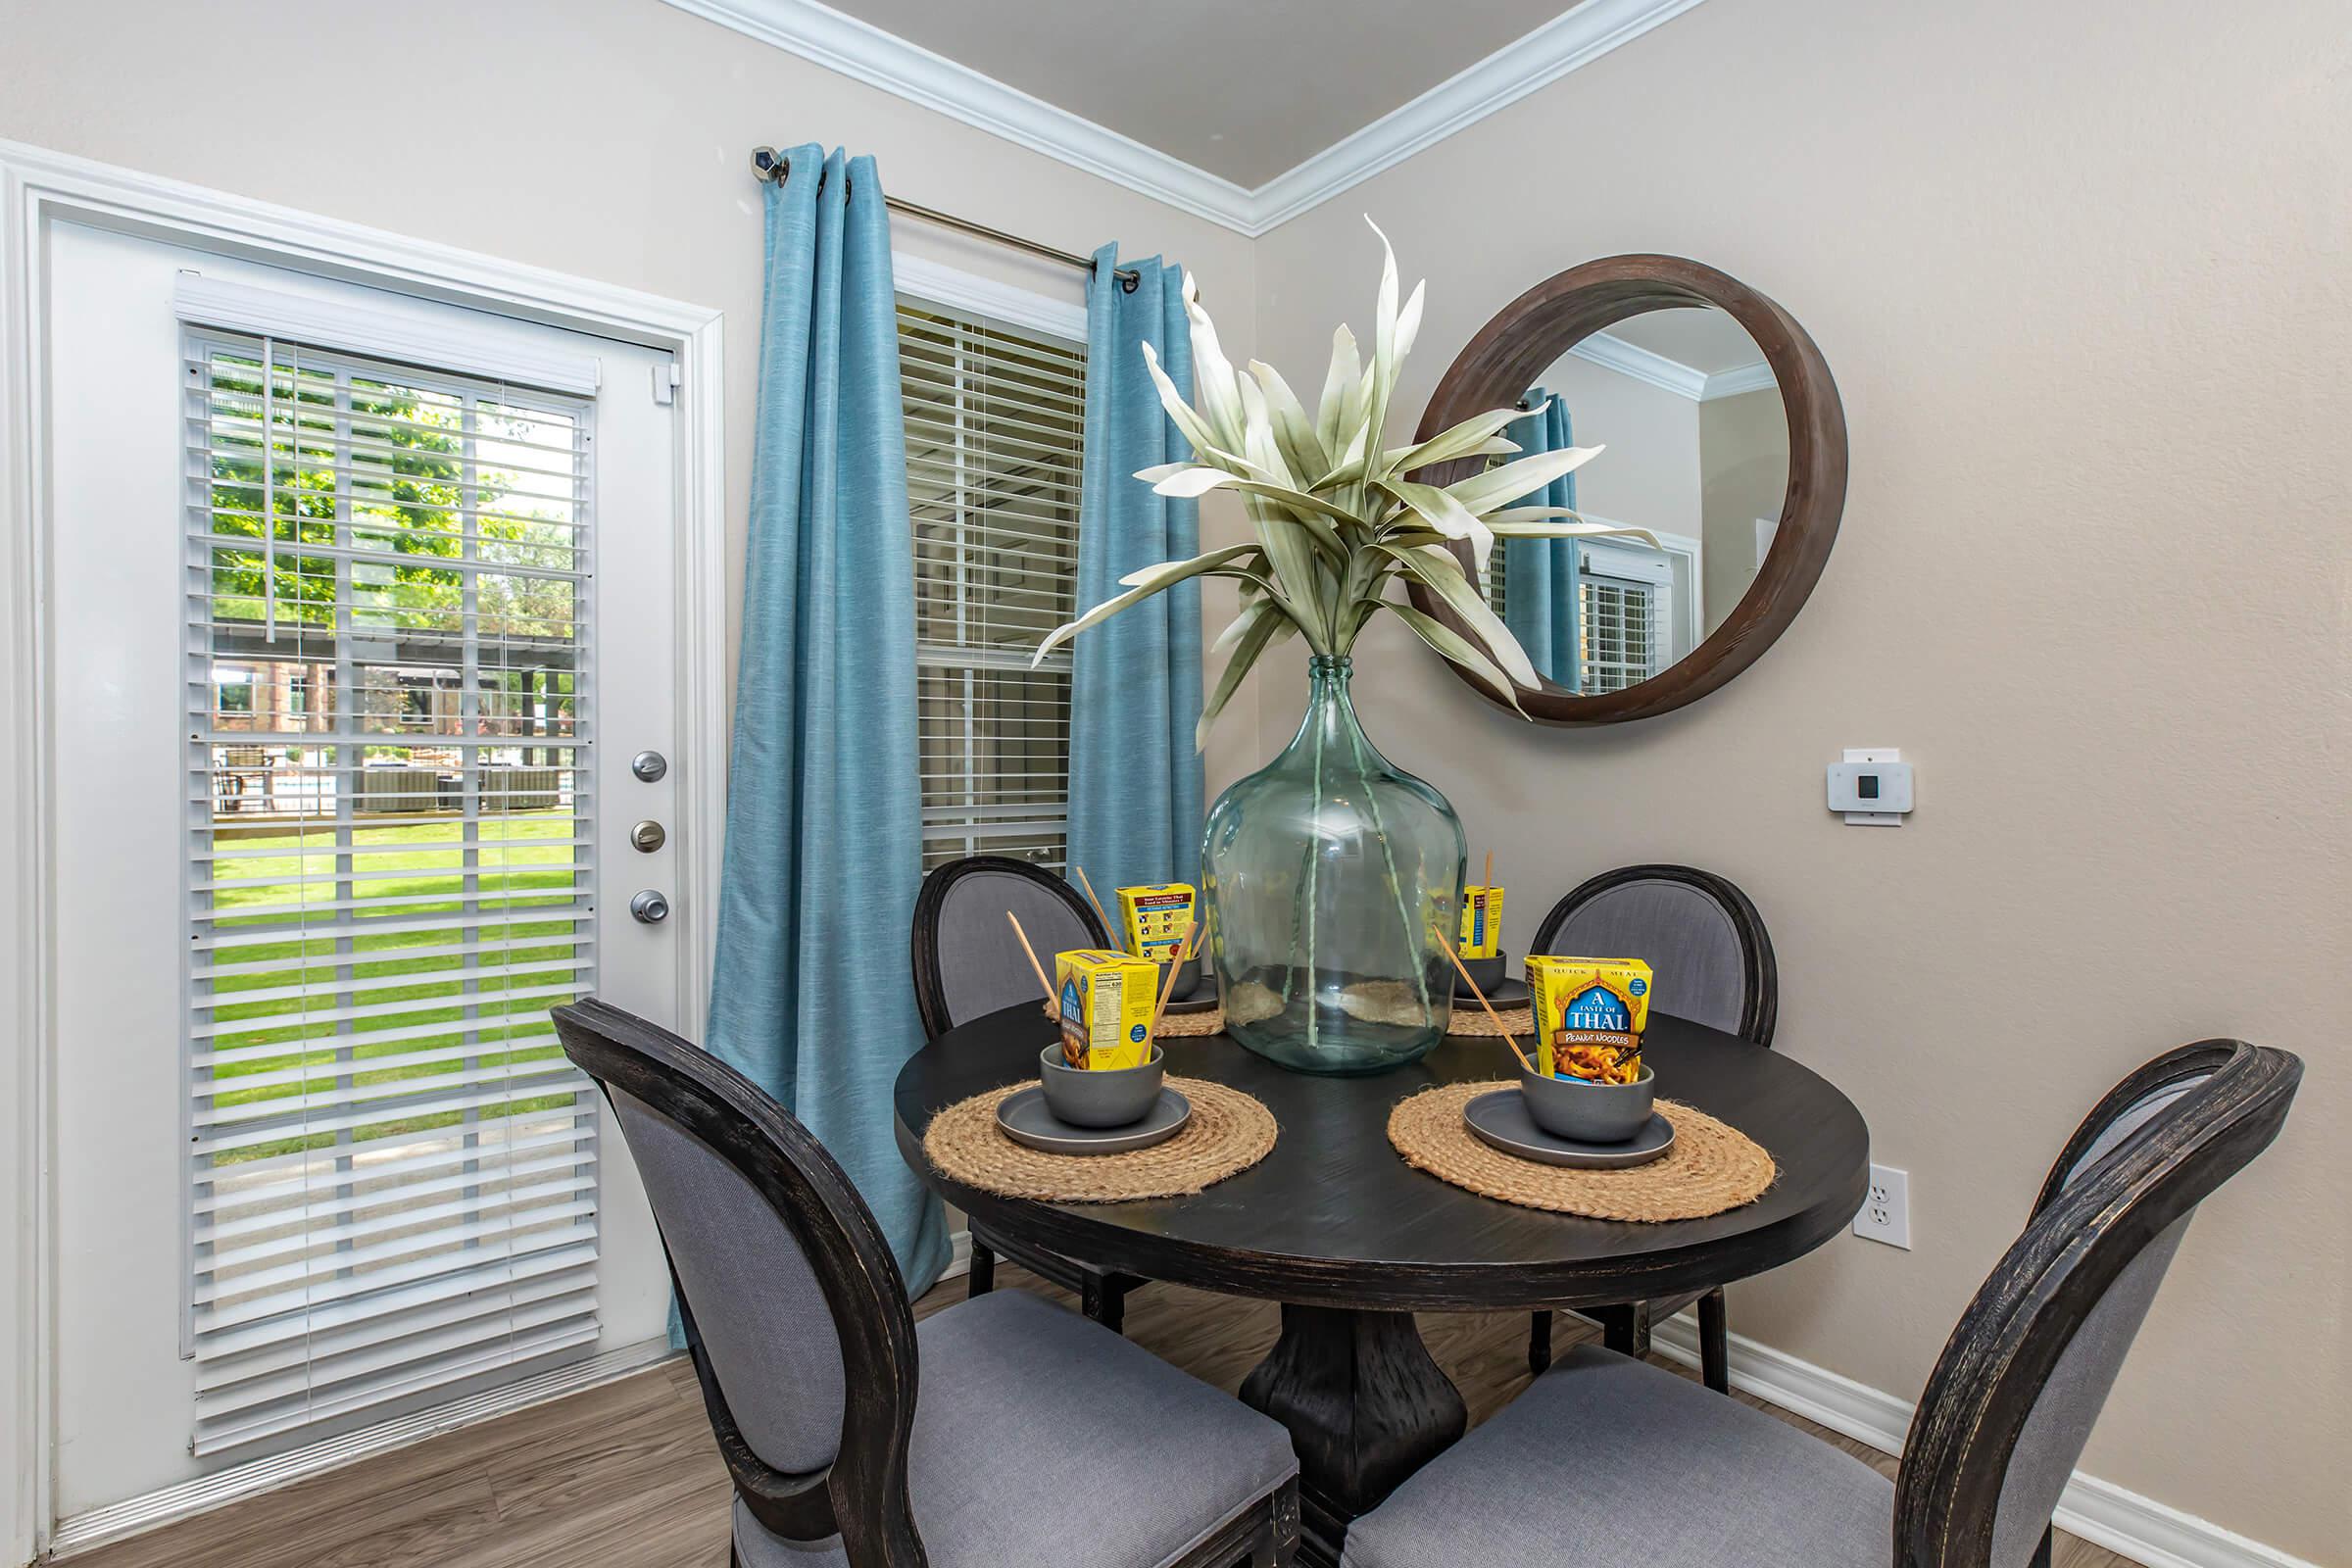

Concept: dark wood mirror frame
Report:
left=1406, top=254, right=1848, bottom=725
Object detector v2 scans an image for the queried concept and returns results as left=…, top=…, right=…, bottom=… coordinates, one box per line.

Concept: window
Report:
left=182, top=330, right=599, bottom=1456
left=897, top=296, right=1087, bottom=871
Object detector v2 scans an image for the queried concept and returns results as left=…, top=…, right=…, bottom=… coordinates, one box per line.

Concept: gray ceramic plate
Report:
left=1461, top=1091, right=1674, bottom=1169
left=1452, top=975, right=1529, bottom=1005
left=997, top=1086, right=1192, bottom=1154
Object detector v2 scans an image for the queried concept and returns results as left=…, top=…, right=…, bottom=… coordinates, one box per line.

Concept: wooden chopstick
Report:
left=1436, top=930, right=1536, bottom=1074
left=1481, top=850, right=1493, bottom=893
left=1005, top=910, right=1055, bottom=1015
left=1149, top=919, right=1203, bottom=1038
left=1072, top=865, right=1116, bottom=936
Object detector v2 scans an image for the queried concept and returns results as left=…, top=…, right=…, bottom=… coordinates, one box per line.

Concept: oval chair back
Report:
left=551, top=999, right=928, bottom=1568
left=911, top=855, right=1110, bottom=1040
left=1529, top=864, right=1776, bottom=1045
left=1895, top=1040, right=2302, bottom=1568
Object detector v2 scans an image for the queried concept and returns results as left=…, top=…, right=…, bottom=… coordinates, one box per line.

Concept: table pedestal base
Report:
left=1239, top=1305, right=1467, bottom=1568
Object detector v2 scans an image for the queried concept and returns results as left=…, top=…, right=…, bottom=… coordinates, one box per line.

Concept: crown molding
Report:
left=1703, top=359, right=1779, bottom=400
left=1567, top=330, right=1771, bottom=402
left=1246, top=0, right=1714, bottom=233
left=660, top=0, right=1714, bottom=238
left=662, top=0, right=1256, bottom=231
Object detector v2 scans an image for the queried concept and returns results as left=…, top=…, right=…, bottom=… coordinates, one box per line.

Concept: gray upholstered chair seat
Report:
left=737, top=1290, right=1298, bottom=1568
left=1341, top=1346, right=1890, bottom=1568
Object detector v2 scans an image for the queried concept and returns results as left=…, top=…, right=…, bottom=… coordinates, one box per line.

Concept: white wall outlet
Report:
left=1854, top=1163, right=1911, bottom=1249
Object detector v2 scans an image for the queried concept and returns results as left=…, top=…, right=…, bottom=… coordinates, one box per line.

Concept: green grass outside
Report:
left=203, top=810, right=589, bottom=1165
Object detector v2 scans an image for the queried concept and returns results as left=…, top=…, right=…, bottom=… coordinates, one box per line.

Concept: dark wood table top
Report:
left=894, top=1006, right=1870, bottom=1312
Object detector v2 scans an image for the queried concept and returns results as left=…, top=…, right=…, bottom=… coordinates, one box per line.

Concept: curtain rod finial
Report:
left=751, top=146, right=784, bottom=181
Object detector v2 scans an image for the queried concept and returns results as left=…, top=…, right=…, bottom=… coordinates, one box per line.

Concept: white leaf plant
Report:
left=1035, top=218, right=1654, bottom=746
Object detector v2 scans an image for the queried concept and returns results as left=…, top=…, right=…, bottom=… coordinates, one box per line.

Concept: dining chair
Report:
left=910, top=854, right=1157, bottom=1332
left=1523, top=863, right=1777, bottom=1384
left=552, top=998, right=1300, bottom=1568
left=1339, top=1038, right=2301, bottom=1568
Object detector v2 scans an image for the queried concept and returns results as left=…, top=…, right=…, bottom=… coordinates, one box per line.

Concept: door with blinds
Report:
left=42, top=222, right=681, bottom=1514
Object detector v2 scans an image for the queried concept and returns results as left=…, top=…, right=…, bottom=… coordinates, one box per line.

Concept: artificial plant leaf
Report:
left=1445, top=443, right=1606, bottom=514
left=1249, top=360, right=1327, bottom=482
left=1373, top=542, right=1539, bottom=688
left=1388, top=604, right=1528, bottom=716
left=1197, top=600, right=1295, bottom=750
left=1315, top=323, right=1361, bottom=459
left=1393, top=406, right=1539, bottom=474
left=1374, top=478, right=1496, bottom=572
left=1182, top=270, right=1249, bottom=452
left=1139, top=340, right=1229, bottom=467
left=1035, top=544, right=1261, bottom=665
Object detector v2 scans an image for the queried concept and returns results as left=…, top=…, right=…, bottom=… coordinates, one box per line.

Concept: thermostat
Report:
left=1827, top=748, right=1912, bottom=826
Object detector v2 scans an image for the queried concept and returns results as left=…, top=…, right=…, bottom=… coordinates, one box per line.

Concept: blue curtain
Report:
left=707, top=144, right=948, bottom=1304
left=1066, top=247, right=1205, bottom=889
left=1502, top=389, right=1582, bottom=692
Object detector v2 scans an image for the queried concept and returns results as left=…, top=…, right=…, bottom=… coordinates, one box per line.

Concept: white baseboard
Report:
left=941, top=1228, right=972, bottom=1283
left=1647, top=1314, right=2319, bottom=1568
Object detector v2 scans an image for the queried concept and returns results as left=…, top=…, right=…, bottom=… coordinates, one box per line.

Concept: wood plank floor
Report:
left=71, top=1266, right=2134, bottom=1568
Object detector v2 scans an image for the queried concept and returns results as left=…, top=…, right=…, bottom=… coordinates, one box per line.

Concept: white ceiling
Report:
left=663, top=0, right=1714, bottom=234
left=1605, top=308, right=1763, bottom=374
left=822, top=0, right=1571, bottom=187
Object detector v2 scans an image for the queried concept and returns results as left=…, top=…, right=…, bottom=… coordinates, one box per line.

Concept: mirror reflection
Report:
left=1485, top=307, right=1788, bottom=692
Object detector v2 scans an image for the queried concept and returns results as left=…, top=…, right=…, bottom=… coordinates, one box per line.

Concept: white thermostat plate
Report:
left=1828, top=748, right=1912, bottom=825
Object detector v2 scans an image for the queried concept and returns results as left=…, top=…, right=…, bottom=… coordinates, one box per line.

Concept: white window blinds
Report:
left=182, top=329, right=601, bottom=1456
left=898, top=296, right=1088, bottom=871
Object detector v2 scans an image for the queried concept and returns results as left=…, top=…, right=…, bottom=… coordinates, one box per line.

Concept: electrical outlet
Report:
left=1853, top=1163, right=1911, bottom=1249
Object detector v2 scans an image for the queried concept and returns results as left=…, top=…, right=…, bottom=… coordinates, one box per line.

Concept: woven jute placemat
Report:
left=1388, top=1080, right=1776, bottom=1221
left=1155, top=1006, right=1226, bottom=1038
left=1446, top=1003, right=1534, bottom=1040
left=923, top=1076, right=1277, bottom=1202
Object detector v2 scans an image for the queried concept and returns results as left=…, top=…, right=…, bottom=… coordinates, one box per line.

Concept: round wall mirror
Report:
left=1406, top=255, right=1847, bottom=724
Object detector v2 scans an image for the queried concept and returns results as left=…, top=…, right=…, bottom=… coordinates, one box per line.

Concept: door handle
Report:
left=629, top=890, right=671, bottom=924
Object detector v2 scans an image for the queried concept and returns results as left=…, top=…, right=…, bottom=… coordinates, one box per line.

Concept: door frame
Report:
left=0, top=139, right=729, bottom=1561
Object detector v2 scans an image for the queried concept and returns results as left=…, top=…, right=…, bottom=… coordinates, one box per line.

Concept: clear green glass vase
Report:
left=1201, top=656, right=1463, bottom=1075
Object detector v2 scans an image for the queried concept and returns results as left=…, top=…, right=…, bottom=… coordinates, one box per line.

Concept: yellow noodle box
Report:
left=1115, top=883, right=1197, bottom=965
left=1457, top=886, right=1505, bottom=959
left=1525, top=956, right=1654, bottom=1081
left=1054, top=950, right=1157, bottom=1070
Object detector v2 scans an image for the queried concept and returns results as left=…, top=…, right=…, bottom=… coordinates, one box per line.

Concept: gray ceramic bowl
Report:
left=1039, top=1045, right=1166, bottom=1128
left=1519, top=1062, right=1655, bottom=1144
left=1459, top=950, right=1509, bottom=994
left=1157, top=957, right=1203, bottom=1004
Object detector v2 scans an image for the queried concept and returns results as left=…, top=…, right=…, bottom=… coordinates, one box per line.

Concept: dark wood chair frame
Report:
left=1895, top=1038, right=2300, bottom=1567
left=1522, top=863, right=1779, bottom=1386
left=553, top=998, right=1298, bottom=1568
left=909, top=854, right=1154, bottom=1332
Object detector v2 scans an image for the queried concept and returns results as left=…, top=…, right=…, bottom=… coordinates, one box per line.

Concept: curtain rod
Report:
left=751, top=147, right=1141, bottom=292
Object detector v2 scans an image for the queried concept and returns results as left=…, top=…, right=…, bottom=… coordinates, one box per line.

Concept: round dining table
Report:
left=894, top=1004, right=1869, bottom=1568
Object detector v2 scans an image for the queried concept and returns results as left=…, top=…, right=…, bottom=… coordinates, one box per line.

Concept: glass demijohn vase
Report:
left=1202, top=656, right=1464, bottom=1074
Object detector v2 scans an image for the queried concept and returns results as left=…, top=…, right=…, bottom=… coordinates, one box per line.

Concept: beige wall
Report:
left=1248, top=0, right=2349, bottom=1557
left=0, top=0, right=1263, bottom=788
left=1698, top=387, right=1788, bottom=631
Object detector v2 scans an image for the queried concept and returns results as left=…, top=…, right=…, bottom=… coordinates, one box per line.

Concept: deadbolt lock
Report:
left=630, top=819, right=667, bottom=853
left=630, top=750, right=668, bottom=783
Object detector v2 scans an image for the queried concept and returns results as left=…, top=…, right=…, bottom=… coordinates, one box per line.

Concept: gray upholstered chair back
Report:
left=913, top=856, right=1109, bottom=1038
left=608, top=1085, right=847, bottom=1476
left=1899, top=1042, right=2301, bottom=1568
left=1980, top=1076, right=2206, bottom=1567
left=1530, top=865, right=1775, bottom=1043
